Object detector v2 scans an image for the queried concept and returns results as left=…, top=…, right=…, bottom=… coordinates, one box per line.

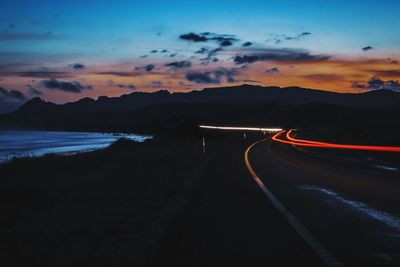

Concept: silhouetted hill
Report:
left=14, top=85, right=400, bottom=114
left=0, top=84, right=400, bottom=133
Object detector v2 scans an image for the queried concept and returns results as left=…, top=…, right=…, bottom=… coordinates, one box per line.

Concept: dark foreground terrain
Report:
left=1, top=130, right=400, bottom=266
left=0, top=134, right=325, bottom=266
left=0, top=137, right=208, bottom=266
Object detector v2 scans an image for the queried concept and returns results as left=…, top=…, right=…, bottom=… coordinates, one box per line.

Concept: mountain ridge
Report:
left=1, top=84, right=399, bottom=133
left=14, top=84, right=400, bottom=115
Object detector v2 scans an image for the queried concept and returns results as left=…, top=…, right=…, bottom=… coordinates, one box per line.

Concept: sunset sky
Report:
left=0, top=0, right=399, bottom=104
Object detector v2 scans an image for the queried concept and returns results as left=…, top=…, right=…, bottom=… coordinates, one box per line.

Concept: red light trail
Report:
left=272, top=130, right=400, bottom=153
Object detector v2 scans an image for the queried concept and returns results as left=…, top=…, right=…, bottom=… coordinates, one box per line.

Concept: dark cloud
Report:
left=266, top=32, right=312, bottom=44
left=200, top=47, right=223, bottom=63
left=185, top=72, right=220, bottom=84
left=368, top=76, right=388, bottom=89
left=384, top=80, right=400, bottom=91
left=266, top=67, right=280, bottom=74
left=242, top=42, right=253, bottom=47
left=234, top=55, right=259, bottom=64
left=0, top=66, right=72, bottom=79
left=10, top=90, right=26, bottom=100
left=179, top=33, right=208, bottom=42
left=150, top=50, right=158, bottom=53
left=268, top=38, right=282, bottom=45
left=352, top=76, right=400, bottom=91
left=208, top=33, right=238, bottom=46
left=2, top=70, right=72, bottom=78
left=135, top=64, right=155, bottom=72
left=179, top=32, right=239, bottom=46
left=96, top=71, right=140, bottom=77
left=362, top=46, right=373, bottom=51
left=351, top=82, right=366, bottom=89
left=161, top=49, right=168, bottom=53
left=367, top=69, right=400, bottom=78
left=164, top=60, right=192, bottom=69
left=145, top=64, right=155, bottom=71
left=234, top=48, right=330, bottom=65
left=179, top=81, right=194, bottom=87
left=70, top=63, right=85, bottom=70
left=27, top=85, right=43, bottom=95
left=220, top=40, right=233, bottom=46
left=387, top=58, right=399, bottom=65
left=0, top=86, right=26, bottom=102
left=185, top=68, right=239, bottom=84
left=208, top=47, right=223, bottom=56
left=195, top=47, right=208, bottom=54
left=42, top=78, right=92, bottom=93
left=169, top=53, right=177, bottom=57
left=220, top=68, right=239, bottom=83
left=300, top=32, right=312, bottom=37
left=117, top=83, right=136, bottom=89
left=96, top=70, right=162, bottom=77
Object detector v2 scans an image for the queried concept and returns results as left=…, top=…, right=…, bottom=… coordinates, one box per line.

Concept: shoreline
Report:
left=0, top=130, right=153, bottom=164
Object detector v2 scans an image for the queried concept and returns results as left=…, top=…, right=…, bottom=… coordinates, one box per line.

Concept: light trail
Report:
left=273, top=130, right=400, bottom=153
left=199, top=125, right=283, bottom=133
left=272, top=131, right=330, bottom=148
left=244, top=138, right=343, bottom=267
left=200, top=124, right=400, bottom=152
left=286, top=130, right=333, bottom=145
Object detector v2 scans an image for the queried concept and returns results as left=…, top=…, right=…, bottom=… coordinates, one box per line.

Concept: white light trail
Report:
left=199, top=125, right=283, bottom=133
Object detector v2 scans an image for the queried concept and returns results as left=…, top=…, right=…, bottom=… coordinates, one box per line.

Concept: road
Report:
left=152, top=131, right=400, bottom=266
left=151, top=134, right=324, bottom=266
left=245, top=138, right=342, bottom=267
left=249, top=136, right=400, bottom=266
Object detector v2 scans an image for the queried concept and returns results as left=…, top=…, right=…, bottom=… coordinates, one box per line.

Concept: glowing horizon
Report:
left=0, top=0, right=399, bottom=105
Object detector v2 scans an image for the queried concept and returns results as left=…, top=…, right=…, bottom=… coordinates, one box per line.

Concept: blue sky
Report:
left=0, top=0, right=399, bottom=103
left=2, top=0, right=399, bottom=57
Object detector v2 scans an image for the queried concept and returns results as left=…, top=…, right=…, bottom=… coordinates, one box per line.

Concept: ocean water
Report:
left=0, top=130, right=152, bottom=163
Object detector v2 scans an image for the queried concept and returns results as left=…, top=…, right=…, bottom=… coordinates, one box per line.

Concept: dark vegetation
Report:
left=0, top=138, right=207, bottom=266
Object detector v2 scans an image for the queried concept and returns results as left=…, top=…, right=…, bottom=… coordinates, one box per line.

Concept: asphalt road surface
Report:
left=152, top=133, right=400, bottom=266
left=250, top=137, right=400, bottom=266
left=151, top=134, right=324, bottom=266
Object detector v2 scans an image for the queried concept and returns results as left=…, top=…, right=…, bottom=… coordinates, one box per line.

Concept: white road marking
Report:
left=245, top=138, right=343, bottom=267
left=300, top=185, right=400, bottom=232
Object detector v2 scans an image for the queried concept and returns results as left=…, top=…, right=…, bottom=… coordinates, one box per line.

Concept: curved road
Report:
left=152, top=134, right=324, bottom=266
left=248, top=136, right=400, bottom=266
left=245, top=138, right=343, bottom=267
left=152, top=132, right=400, bottom=266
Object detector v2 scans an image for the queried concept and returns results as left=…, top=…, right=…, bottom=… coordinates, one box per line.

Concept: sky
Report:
left=0, top=0, right=399, bottom=105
